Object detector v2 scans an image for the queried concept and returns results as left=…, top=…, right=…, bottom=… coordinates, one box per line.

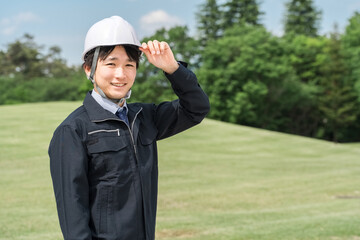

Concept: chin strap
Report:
left=87, top=46, right=131, bottom=105
left=118, top=90, right=131, bottom=105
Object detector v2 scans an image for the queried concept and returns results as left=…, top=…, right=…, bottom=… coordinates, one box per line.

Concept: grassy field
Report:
left=0, top=101, right=359, bottom=240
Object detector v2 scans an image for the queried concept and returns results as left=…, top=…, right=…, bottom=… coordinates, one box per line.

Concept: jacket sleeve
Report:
left=49, top=125, right=91, bottom=240
left=155, top=62, right=210, bottom=140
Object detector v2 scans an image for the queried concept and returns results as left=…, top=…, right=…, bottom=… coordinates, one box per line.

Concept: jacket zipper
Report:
left=88, top=129, right=120, bottom=136
left=94, top=109, right=146, bottom=235
left=128, top=108, right=142, bottom=157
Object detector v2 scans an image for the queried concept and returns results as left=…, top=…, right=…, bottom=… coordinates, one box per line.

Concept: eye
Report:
left=106, top=63, right=115, bottom=66
left=126, top=64, right=135, bottom=68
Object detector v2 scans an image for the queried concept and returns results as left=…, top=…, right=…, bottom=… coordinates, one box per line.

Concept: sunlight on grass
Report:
left=0, top=102, right=359, bottom=240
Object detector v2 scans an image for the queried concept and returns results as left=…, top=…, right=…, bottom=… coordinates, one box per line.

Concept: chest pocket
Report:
left=86, top=129, right=130, bottom=180
left=87, top=129, right=126, bottom=152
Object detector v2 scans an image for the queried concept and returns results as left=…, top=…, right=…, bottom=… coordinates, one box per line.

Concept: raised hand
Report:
left=139, top=40, right=179, bottom=74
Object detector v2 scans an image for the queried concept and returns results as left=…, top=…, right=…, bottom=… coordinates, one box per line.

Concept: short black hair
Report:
left=83, top=45, right=142, bottom=69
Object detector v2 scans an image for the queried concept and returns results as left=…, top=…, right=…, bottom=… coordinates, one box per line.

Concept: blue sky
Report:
left=1, top=0, right=359, bottom=66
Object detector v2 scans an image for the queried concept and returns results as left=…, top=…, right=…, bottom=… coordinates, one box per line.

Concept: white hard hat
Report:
left=82, top=16, right=141, bottom=60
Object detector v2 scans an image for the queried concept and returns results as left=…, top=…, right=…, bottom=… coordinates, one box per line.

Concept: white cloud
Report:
left=139, top=10, right=184, bottom=36
left=1, top=18, right=11, bottom=25
left=0, top=12, right=41, bottom=36
left=2, top=26, right=17, bottom=36
left=15, top=12, right=41, bottom=23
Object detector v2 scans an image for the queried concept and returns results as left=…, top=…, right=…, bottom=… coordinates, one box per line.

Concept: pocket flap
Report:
left=87, top=136, right=127, bottom=154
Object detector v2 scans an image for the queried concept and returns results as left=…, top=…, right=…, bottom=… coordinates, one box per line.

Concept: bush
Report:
left=0, top=73, right=87, bottom=105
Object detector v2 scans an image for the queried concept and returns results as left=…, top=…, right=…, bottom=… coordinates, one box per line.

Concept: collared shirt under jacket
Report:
left=49, top=63, right=210, bottom=240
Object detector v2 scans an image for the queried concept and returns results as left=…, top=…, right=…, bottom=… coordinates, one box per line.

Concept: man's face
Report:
left=86, top=45, right=137, bottom=102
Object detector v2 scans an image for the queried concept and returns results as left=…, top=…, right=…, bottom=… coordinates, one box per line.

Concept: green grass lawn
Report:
left=0, top=101, right=359, bottom=240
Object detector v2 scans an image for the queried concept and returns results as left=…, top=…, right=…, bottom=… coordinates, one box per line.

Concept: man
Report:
left=49, top=16, right=210, bottom=240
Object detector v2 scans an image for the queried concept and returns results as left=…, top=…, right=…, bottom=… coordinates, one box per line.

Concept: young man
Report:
left=49, top=16, right=210, bottom=240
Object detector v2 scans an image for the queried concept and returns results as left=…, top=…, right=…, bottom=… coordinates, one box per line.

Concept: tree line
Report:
left=1, top=0, right=359, bottom=143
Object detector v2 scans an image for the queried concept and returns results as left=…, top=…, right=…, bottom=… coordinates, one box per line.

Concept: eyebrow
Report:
left=105, top=57, right=135, bottom=62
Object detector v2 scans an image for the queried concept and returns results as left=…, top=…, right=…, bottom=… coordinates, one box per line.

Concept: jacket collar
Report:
left=83, top=91, right=142, bottom=123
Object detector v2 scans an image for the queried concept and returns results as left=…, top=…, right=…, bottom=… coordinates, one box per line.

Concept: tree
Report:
left=0, top=50, right=12, bottom=77
left=222, top=0, right=264, bottom=28
left=197, top=25, right=300, bottom=132
left=3, top=34, right=44, bottom=78
left=281, top=0, right=326, bottom=137
left=0, top=34, right=85, bottom=104
left=317, top=27, right=358, bottom=142
left=284, top=0, right=322, bottom=37
left=339, top=13, right=360, bottom=142
left=281, top=34, right=329, bottom=137
left=196, top=0, right=222, bottom=47
left=0, top=33, right=71, bottom=79
left=284, top=34, right=327, bottom=84
left=43, top=45, right=72, bottom=78
left=342, top=12, right=360, bottom=102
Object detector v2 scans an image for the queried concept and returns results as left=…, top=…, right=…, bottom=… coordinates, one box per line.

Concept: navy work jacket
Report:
left=49, top=63, right=210, bottom=240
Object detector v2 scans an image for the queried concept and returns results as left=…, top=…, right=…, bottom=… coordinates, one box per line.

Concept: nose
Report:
left=114, top=67, right=126, bottom=79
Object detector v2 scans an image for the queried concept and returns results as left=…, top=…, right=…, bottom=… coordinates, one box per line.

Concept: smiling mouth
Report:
left=112, top=83, right=127, bottom=87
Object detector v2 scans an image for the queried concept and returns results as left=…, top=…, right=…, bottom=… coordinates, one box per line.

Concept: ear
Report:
left=84, top=65, right=91, bottom=79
